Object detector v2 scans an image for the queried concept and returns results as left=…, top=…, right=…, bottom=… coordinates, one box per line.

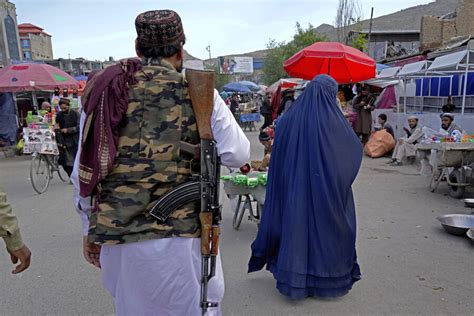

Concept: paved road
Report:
left=1, top=130, right=473, bottom=315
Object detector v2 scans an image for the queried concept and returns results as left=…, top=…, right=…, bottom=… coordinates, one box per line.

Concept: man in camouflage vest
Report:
left=73, top=10, right=250, bottom=315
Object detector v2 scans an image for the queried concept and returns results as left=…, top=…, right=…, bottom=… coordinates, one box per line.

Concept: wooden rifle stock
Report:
left=186, top=69, right=215, bottom=140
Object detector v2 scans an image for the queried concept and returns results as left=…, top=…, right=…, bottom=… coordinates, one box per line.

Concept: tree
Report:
left=214, top=65, right=232, bottom=91
left=348, top=18, right=368, bottom=52
left=335, top=0, right=363, bottom=44
left=262, top=23, right=327, bottom=85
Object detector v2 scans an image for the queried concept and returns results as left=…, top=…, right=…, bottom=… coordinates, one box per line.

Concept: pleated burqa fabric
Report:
left=248, top=75, right=363, bottom=299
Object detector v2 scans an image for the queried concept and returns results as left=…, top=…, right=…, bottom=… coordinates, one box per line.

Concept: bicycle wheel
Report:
left=48, top=155, right=68, bottom=182
left=57, top=166, right=69, bottom=182
left=232, top=195, right=246, bottom=230
left=30, top=154, right=51, bottom=194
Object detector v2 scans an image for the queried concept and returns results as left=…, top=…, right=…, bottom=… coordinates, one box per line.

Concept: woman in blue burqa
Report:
left=248, top=74, right=363, bottom=299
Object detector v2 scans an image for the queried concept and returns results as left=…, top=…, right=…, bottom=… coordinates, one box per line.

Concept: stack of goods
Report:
left=431, top=132, right=474, bottom=143
left=26, top=110, right=56, bottom=128
left=221, top=172, right=267, bottom=188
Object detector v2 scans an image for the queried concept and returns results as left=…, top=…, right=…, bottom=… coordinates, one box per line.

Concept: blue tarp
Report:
left=376, top=63, right=390, bottom=72
left=415, top=73, right=473, bottom=97
left=439, top=77, right=451, bottom=97
left=0, top=92, right=17, bottom=145
left=240, top=113, right=260, bottom=122
left=74, top=75, right=88, bottom=81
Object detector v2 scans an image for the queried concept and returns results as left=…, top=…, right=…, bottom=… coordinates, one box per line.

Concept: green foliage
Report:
left=262, top=22, right=328, bottom=85
left=213, top=64, right=232, bottom=91
left=348, top=19, right=368, bottom=52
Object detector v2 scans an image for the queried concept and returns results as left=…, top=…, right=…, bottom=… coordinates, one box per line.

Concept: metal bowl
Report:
left=467, top=229, right=474, bottom=241
left=463, top=199, right=474, bottom=208
left=437, top=214, right=474, bottom=236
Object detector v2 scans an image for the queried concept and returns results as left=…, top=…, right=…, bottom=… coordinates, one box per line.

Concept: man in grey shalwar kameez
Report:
left=389, top=116, right=424, bottom=166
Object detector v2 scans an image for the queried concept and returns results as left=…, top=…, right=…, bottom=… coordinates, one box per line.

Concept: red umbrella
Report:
left=0, top=63, right=78, bottom=93
left=283, top=42, right=376, bottom=83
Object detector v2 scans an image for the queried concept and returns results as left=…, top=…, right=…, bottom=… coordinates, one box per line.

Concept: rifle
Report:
left=187, top=69, right=220, bottom=315
left=149, top=141, right=201, bottom=222
left=149, top=69, right=220, bottom=315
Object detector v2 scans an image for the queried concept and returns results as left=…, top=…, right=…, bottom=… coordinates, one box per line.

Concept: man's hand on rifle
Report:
left=83, top=236, right=101, bottom=268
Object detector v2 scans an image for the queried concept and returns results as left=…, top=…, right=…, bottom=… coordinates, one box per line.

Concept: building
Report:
left=18, top=23, right=53, bottom=60
left=0, top=0, right=22, bottom=66
left=44, top=57, right=103, bottom=77
left=314, top=0, right=462, bottom=62
left=348, top=29, right=421, bottom=61
left=420, top=0, right=474, bottom=51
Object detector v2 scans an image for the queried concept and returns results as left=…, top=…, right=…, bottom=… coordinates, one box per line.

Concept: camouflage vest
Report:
left=88, top=59, right=200, bottom=245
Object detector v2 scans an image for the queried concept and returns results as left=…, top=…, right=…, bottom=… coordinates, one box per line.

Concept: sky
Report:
left=14, top=0, right=436, bottom=61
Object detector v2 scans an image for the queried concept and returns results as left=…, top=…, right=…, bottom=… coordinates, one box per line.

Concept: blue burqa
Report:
left=248, top=75, right=363, bottom=299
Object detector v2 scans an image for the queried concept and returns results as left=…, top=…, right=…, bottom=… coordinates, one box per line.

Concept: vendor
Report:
left=440, top=113, right=462, bottom=135
left=56, top=98, right=80, bottom=177
left=258, top=131, right=273, bottom=171
left=353, top=86, right=375, bottom=145
left=40, top=101, right=53, bottom=123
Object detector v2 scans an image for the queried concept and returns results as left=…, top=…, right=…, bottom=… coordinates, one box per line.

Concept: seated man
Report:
left=376, top=113, right=394, bottom=139
left=440, top=113, right=462, bottom=135
left=388, top=116, right=423, bottom=166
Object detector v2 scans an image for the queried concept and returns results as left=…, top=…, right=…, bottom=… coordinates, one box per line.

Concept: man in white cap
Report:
left=440, top=113, right=462, bottom=135
left=388, top=116, right=424, bottom=166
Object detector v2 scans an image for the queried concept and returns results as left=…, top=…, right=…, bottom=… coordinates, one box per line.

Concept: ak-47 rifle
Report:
left=149, top=69, right=220, bottom=315
left=187, top=69, right=220, bottom=315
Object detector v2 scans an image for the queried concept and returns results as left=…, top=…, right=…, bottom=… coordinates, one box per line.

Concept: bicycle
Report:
left=232, top=194, right=262, bottom=230
left=30, top=152, right=68, bottom=194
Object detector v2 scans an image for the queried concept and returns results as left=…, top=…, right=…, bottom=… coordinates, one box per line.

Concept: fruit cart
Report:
left=417, top=142, right=474, bottom=198
left=222, top=171, right=267, bottom=230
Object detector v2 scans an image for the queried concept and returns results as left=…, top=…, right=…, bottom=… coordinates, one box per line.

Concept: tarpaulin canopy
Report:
left=376, top=63, right=390, bottom=72
left=283, top=42, right=376, bottom=83
left=0, top=92, right=17, bottom=145
left=397, top=60, right=429, bottom=77
left=0, top=63, right=79, bottom=92
left=378, top=66, right=401, bottom=78
left=267, top=78, right=302, bottom=94
left=427, top=50, right=471, bottom=72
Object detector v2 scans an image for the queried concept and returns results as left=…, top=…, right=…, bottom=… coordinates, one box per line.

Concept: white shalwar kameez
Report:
left=72, top=90, right=250, bottom=316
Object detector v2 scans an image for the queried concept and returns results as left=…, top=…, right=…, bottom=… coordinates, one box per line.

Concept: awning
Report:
left=364, top=78, right=400, bottom=88
left=428, top=50, right=467, bottom=71
left=377, top=66, right=400, bottom=78
left=398, top=60, right=429, bottom=76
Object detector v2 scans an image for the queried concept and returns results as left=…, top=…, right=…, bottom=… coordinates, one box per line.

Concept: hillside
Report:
left=315, top=0, right=462, bottom=40
left=189, top=0, right=463, bottom=62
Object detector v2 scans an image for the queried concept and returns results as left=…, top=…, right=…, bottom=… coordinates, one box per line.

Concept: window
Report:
left=23, top=51, right=32, bottom=60
left=21, top=39, right=30, bottom=49
left=4, top=15, right=20, bottom=60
